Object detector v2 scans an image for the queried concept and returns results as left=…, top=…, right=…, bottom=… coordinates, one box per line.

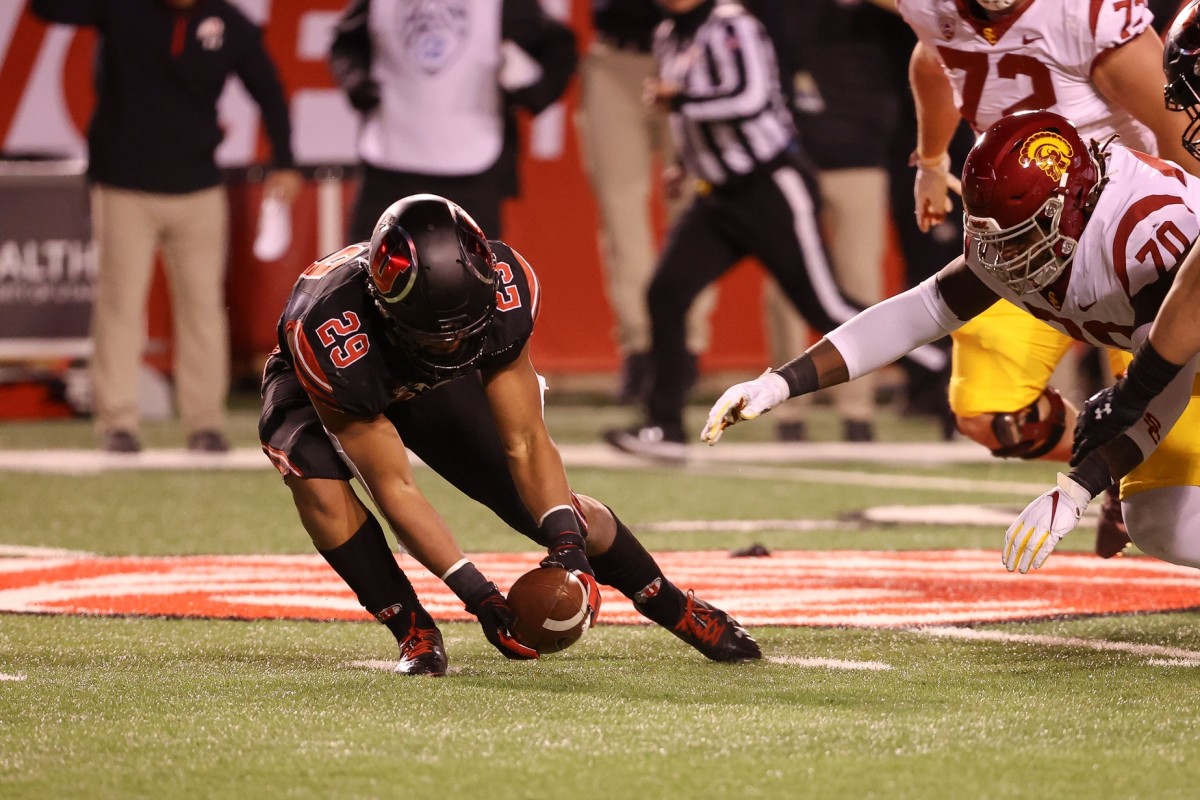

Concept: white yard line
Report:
left=693, top=463, right=1050, bottom=497
left=913, top=626, right=1200, bottom=663
left=0, top=544, right=95, bottom=558
left=767, top=656, right=892, bottom=671
left=641, top=519, right=859, bottom=533
left=0, top=443, right=1045, bottom=501
left=347, top=659, right=461, bottom=675
left=0, top=673, right=27, bottom=681
left=0, top=441, right=991, bottom=474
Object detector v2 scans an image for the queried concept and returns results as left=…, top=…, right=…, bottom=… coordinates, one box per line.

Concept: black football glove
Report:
left=465, top=584, right=537, bottom=660
left=1070, top=382, right=1146, bottom=467
left=541, top=532, right=592, bottom=575
left=540, top=533, right=602, bottom=628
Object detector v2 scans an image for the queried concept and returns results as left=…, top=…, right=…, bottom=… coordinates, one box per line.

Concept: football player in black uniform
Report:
left=259, top=194, right=761, bottom=675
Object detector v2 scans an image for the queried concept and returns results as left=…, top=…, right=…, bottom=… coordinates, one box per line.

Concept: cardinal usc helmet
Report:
left=366, top=194, right=499, bottom=379
left=962, top=110, right=1100, bottom=295
left=1164, top=0, right=1200, bottom=160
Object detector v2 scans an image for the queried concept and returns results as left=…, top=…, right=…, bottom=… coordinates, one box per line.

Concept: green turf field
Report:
left=2, top=401, right=1198, bottom=799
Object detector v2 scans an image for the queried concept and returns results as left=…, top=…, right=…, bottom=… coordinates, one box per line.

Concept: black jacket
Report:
left=31, top=0, right=295, bottom=193
left=747, top=0, right=902, bottom=171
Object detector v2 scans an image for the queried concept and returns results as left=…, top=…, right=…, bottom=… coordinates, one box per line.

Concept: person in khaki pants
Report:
left=576, top=0, right=715, bottom=404
left=32, top=0, right=299, bottom=453
left=750, top=0, right=903, bottom=443
left=763, top=167, right=886, bottom=442
left=89, top=186, right=233, bottom=449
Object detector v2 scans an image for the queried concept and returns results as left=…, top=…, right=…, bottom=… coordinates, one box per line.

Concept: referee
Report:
left=605, top=0, right=947, bottom=461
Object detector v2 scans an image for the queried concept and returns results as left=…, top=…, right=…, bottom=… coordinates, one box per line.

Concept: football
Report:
left=506, top=566, right=591, bottom=654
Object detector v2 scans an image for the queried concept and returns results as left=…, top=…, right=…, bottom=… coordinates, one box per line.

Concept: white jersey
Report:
left=898, top=0, right=1156, bottom=151
left=360, top=0, right=504, bottom=175
left=967, top=145, right=1200, bottom=351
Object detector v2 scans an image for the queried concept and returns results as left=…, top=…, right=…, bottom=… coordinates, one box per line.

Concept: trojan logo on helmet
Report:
left=1018, top=132, right=1074, bottom=182
left=961, top=110, right=1102, bottom=295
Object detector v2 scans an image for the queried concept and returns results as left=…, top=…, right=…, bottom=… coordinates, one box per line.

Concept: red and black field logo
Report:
left=2, top=550, right=1199, bottom=626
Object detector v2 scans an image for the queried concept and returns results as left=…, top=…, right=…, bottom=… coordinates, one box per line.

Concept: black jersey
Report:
left=263, top=240, right=542, bottom=418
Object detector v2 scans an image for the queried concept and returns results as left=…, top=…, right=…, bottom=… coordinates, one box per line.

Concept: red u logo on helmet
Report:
left=370, top=226, right=419, bottom=301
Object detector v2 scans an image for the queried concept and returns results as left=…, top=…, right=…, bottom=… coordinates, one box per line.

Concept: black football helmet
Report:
left=1165, top=0, right=1200, bottom=160
left=366, top=194, right=499, bottom=380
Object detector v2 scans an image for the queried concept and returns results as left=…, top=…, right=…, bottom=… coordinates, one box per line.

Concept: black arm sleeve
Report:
left=772, top=356, right=818, bottom=399
left=234, top=22, right=295, bottom=169
left=329, top=0, right=373, bottom=93
left=501, top=0, right=578, bottom=114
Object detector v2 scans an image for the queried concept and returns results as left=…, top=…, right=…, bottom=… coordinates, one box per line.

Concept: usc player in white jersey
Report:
left=899, top=0, right=1199, bottom=557
left=1073, top=1, right=1200, bottom=464
left=702, top=109, right=1200, bottom=574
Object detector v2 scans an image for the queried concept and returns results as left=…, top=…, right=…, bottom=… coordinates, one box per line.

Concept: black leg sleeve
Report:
left=317, top=513, right=434, bottom=638
left=589, top=510, right=686, bottom=628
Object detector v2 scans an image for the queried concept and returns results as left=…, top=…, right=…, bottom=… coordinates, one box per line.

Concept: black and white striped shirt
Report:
left=655, top=1, right=797, bottom=187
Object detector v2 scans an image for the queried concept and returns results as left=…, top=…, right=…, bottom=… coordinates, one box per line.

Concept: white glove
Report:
left=700, top=370, right=790, bottom=445
left=912, top=152, right=962, bottom=234
left=499, top=40, right=543, bottom=91
left=1002, top=473, right=1093, bottom=574
left=253, top=194, right=291, bottom=262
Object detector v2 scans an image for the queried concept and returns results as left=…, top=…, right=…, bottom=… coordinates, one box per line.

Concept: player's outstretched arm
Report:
left=316, top=403, right=538, bottom=659
left=482, top=344, right=574, bottom=524
left=1003, top=473, right=1093, bottom=573
left=1094, top=28, right=1200, bottom=180
left=703, top=259, right=990, bottom=444
left=483, top=344, right=603, bottom=621
left=701, top=342, right=846, bottom=445
left=909, top=41, right=964, bottom=233
left=1140, top=241, right=1200, bottom=368
left=314, top=404, right=468, bottom=576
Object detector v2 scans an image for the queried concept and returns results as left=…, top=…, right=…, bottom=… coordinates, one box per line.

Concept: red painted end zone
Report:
left=2, top=550, right=1198, bottom=627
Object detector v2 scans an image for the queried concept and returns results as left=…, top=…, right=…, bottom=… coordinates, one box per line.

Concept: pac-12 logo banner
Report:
left=3, top=550, right=1199, bottom=626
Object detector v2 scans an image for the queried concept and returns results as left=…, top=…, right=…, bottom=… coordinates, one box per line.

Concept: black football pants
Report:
left=260, top=369, right=545, bottom=543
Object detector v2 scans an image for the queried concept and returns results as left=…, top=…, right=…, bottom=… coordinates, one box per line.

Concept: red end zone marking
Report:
left=1, top=550, right=1198, bottom=626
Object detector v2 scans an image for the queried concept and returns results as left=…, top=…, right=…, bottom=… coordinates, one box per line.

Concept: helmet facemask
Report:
left=962, top=111, right=1100, bottom=297
left=966, top=183, right=1076, bottom=295
left=386, top=302, right=496, bottom=380
left=1165, top=66, right=1200, bottom=160
left=976, top=0, right=1019, bottom=12
left=1164, top=1, right=1200, bottom=159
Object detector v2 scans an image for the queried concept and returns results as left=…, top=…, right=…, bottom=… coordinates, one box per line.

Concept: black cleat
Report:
left=187, top=429, right=231, bottom=453
left=670, top=591, right=761, bottom=662
left=101, top=429, right=142, bottom=454
left=614, top=352, right=650, bottom=406
left=602, top=425, right=688, bottom=463
left=394, top=616, right=447, bottom=676
left=775, top=421, right=807, bottom=442
left=843, top=419, right=875, bottom=443
left=1095, top=484, right=1131, bottom=559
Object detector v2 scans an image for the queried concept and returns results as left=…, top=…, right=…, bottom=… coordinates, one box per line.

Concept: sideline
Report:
left=0, top=440, right=997, bottom=475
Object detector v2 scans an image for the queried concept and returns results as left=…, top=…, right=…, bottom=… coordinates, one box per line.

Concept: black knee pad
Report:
left=989, top=386, right=1067, bottom=459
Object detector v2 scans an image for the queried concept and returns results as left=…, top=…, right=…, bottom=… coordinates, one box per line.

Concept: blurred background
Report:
left=0, top=0, right=940, bottom=425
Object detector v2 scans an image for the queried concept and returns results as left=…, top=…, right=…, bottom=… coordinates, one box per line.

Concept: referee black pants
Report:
left=644, top=161, right=946, bottom=433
